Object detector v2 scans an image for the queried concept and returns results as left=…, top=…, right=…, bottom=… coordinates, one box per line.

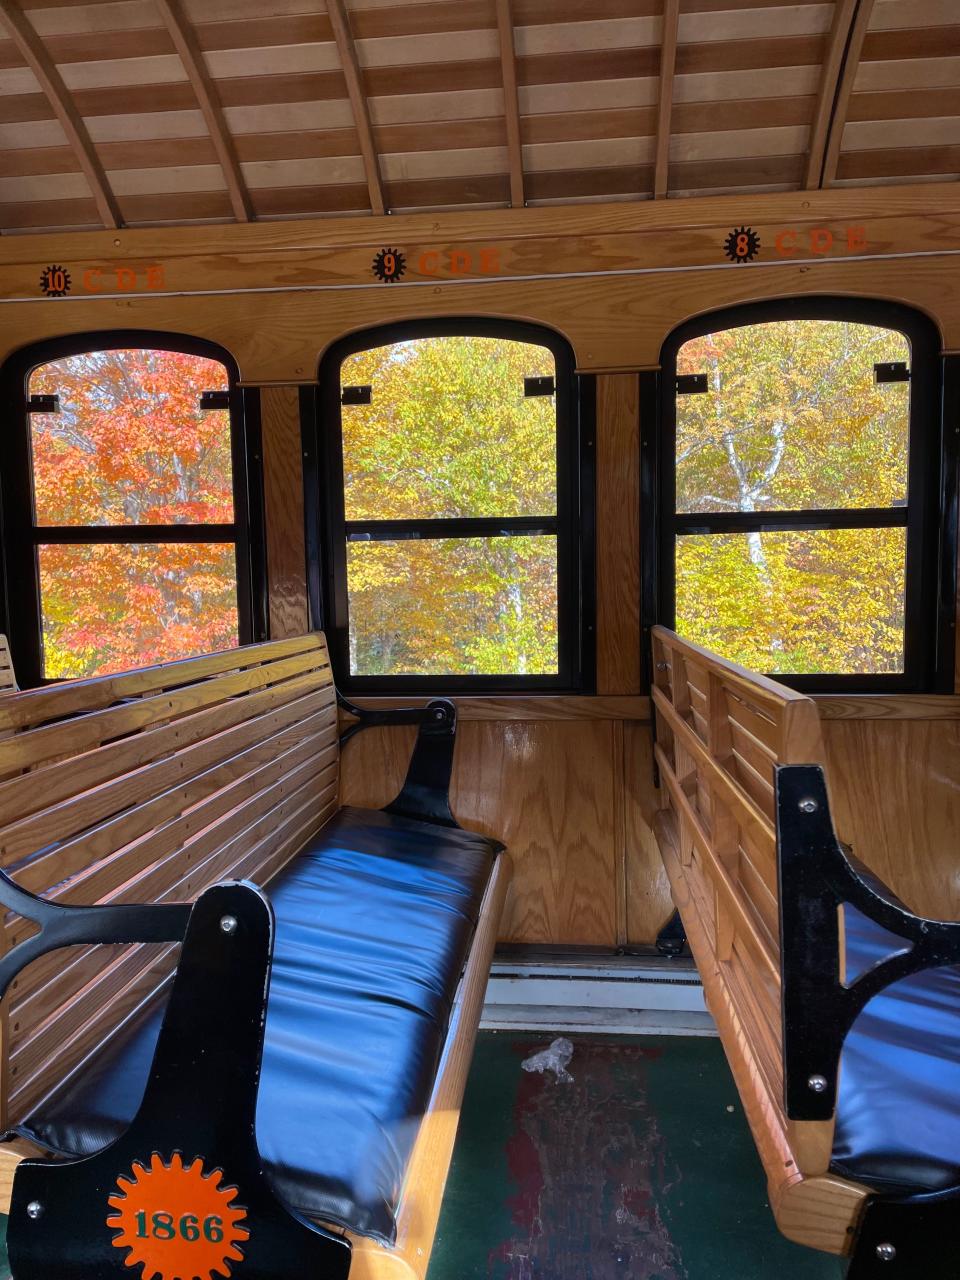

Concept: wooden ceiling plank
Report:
left=654, top=0, right=680, bottom=198
left=805, top=0, right=859, bottom=188
left=496, top=0, right=524, bottom=207
left=153, top=0, right=253, bottom=222
left=0, top=0, right=121, bottom=228
left=821, top=0, right=877, bottom=187
left=325, top=0, right=385, bottom=216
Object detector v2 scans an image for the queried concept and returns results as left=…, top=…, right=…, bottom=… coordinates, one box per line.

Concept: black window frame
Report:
left=313, top=317, right=594, bottom=694
left=0, top=329, right=267, bottom=688
left=651, top=296, right=950, bottom=694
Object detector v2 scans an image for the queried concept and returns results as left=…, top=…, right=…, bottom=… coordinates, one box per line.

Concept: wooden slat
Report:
left=0, top=647, right=329, bottom=778
left=0, top=668, right=327, bottom=830
left=653, top=0, right=679, bottom=198
left=821, top=0, right=877, bottom=187
left=153, top=0, right=252, bottom=222
left=495, top=0, right=524, bottom=208
left=0, top=633, right=322, bottom=732
left=0, top=0, right=121, bottom=228
left=805, top=0, right=859, bottom=188
left=325, top=0, right=385, bottom=215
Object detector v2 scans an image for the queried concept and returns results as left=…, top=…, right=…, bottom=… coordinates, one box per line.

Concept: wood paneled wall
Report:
left=822, top=717, right=960, bottom=922
left=260, top=386, right=308, bottom=640
left=339, top=706, right=673, bottom=948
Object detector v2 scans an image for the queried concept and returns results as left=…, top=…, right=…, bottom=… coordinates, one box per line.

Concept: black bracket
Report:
left=26, top=394, right=60, bottom=415
left=874, top=362, right=910, bottom=384
left=199, top=390, right=231, bottom=411
left=777, top=765, right=960, bottom=1121
left=675, top=373, right=708, bottom=395
left=0, top=864, right=190, bottom=1002
left=338, top=695, right=461, bottom=828
left=341, top=385, right=372, bottom=406
left=655, top=910, right=689, bottom=958
left=524, top=375, right=555, bottom=397
left=8, top=881, right=352, bottom=1280
left=847, top=1184, right=960, bottom=1279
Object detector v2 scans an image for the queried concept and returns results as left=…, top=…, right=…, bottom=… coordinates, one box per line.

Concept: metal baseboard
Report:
left=480, top=956, right=715, bottom=1036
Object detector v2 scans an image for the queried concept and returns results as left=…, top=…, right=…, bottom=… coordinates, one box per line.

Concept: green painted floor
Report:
left=429, top=1032, right=846, bottom=1280
left=0, top=1032, right=847, bottom=1279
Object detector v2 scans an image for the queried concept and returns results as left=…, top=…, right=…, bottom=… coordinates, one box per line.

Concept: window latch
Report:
left=676, top=374, right=709, bottom=395
left=199, top=390, right=231, bottom=410
left=26, top=394, right=60, bottom=414
left=874, top=362, right=910, bottom=384
left=524, top=376, right=555, bottom=397
left=341, top=386, right=372, bottom=406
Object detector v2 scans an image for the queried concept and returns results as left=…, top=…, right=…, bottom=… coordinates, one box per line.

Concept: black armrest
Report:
left=776, top=764, right=960, bottom=1121
left=0, top=865, right=190, bottom=1002
left=338, top=695, right=460, bottom=828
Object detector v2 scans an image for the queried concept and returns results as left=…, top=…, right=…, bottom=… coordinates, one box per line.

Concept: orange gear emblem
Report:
left=107, top=1151, right=249, bottom=1280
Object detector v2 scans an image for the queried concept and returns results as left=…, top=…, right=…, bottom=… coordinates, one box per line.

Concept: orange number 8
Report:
left=736, top=234, right=749, bottom=257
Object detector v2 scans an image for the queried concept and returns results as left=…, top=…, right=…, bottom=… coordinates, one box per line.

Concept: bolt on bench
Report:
left=0, top=632, right=511, bottom=1280
left=651, top=625, right=960, bottom=1280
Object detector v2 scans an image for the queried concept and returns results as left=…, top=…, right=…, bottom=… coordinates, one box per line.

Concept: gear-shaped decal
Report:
left=723, top=226, right=761, bottom=263
left=107, top=1151, right=249, bottom=1280
left=372, top=247, right=406, bottom=282
left=39, top=264, right=72, bottom=296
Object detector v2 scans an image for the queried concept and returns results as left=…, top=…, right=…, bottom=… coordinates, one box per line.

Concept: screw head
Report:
left=807, top=1074, right=828, bottom=1093
left=799, top=797, right=819, bottom=814
left=26, top=1201, right=43, bottom=1220
left=876, top=1243, right=897, bottom=1262
left=219, top=915, right=238, bottom=936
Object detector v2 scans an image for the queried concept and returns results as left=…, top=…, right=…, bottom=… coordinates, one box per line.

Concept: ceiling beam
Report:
left=326, top=0, right=385, bottom=216
left=496, top=0, right=524, bottom=208
left=654, top=0, right=680, bottom=199
left=154, top=0, right=253, bottom=222
left=821, top=0, right=876, bottom=188
left=0, top=0, right=122, bottom=229
left=805, top=0, right=860, bottom=189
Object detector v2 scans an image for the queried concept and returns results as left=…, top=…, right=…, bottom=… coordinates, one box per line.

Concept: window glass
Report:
left=30, top=349, right=233, bottom=526
left=346, top=536, right=558, bottom=676
left=675, top=528, right=906, bottom=675
left=676, top=321, right=909, bottom=514
left=38, top=543, right=238, bottom=679
left=341, top=335, right=556, bottom=520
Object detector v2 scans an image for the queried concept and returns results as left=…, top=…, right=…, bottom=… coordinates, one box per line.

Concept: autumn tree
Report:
left=340, top=335, right=559, bottom=676
left=674, top=319, right=910, bottom=674
left=30, top=348, right=238, bottom=678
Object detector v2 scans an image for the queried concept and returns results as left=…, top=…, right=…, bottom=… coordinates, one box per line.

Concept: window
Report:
left=658, top=300, right=942, bottom=691
left=2, top=335, right=263, bottom=685
left=318, top=321, right=585, bottom=691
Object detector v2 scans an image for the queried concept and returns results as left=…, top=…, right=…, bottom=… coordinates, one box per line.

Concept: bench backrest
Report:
left=0, top=633, right=338, bottom=1128
left=650, top=626, right=831, bottom=1171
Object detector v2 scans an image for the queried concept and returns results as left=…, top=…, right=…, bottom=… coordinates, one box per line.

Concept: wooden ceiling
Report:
left=0, top=0, right=956, bottom=235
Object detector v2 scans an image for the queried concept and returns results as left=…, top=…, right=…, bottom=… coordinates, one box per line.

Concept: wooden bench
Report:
left=0, top=632, right=511, bottom=1280
left=651, top=626, right=960, bottom=1280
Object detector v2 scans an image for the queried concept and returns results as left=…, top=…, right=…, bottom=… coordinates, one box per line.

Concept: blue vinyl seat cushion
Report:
left=11, top=806, right=498, bottom=1244
left=831, top=904, right=960, bottom=1196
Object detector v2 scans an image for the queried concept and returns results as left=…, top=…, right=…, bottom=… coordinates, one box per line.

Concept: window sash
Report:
left=652, top=299, right=945, bottom=694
